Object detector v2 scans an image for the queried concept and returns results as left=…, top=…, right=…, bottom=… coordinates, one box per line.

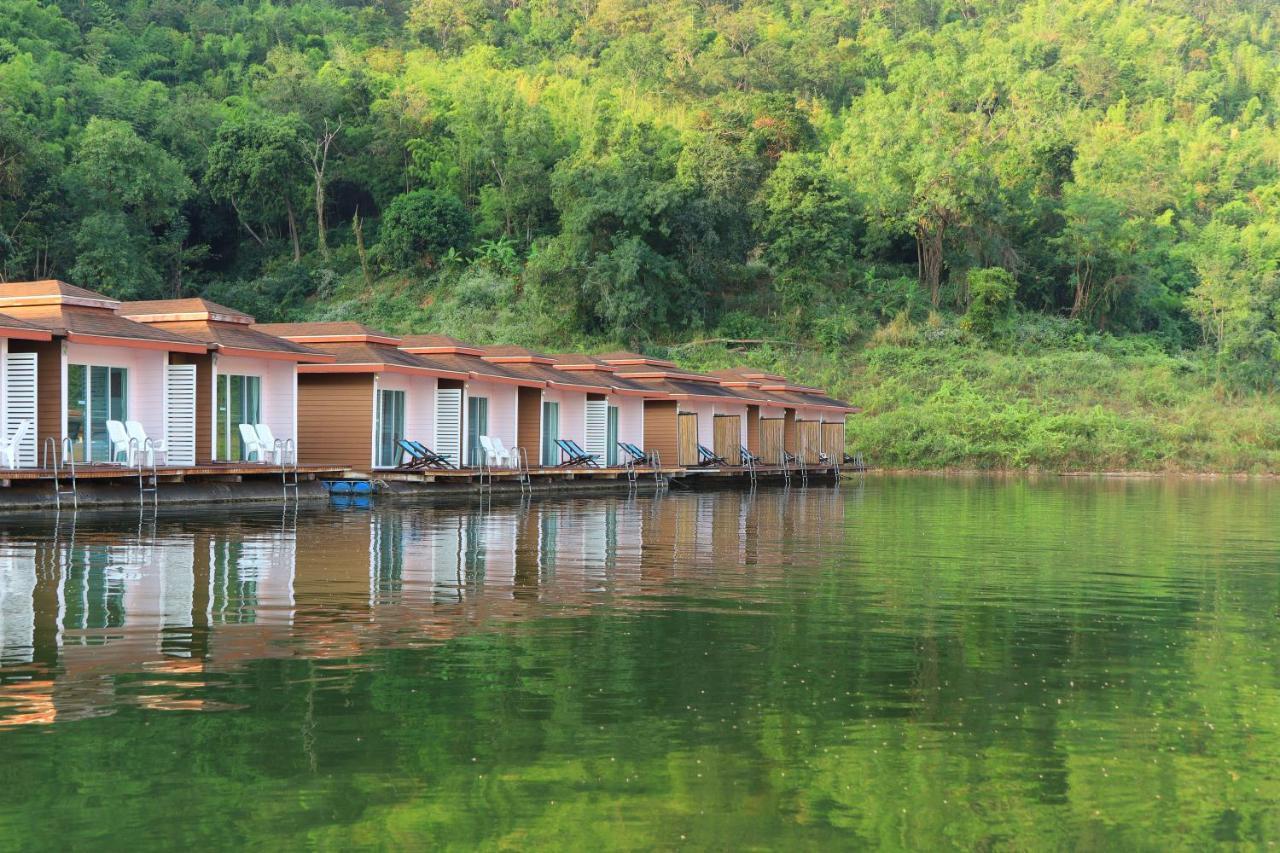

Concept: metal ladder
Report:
left=43, top=437, right=77, bottom=509
left=277, top=438, right=299, bottom=499
left=477, top=453, right=493, bottom=491
left=513, top=446, right=532, bottom=494
left=649, top=449, right=669, bottom=490
left=131, top=437, right=159, bottom=506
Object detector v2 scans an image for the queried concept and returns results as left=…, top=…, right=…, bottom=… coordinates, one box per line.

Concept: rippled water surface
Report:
left=1, top=477, right=1279, bottom=849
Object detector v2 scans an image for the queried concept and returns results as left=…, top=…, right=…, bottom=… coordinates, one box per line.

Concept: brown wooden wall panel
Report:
left=9, top=339, right=64, bottom=456
left=296, top=373, right=374, bottom=467
left=713, top=414, right=739, bottom=463
left=171, top=352, right=214, bottom=463
left=783, top=409, right=797, bottom=455
left=760, top=419, right=784, bottom=464
left=823, top=421, right=845, bottom=463
left=677, top=412, right=699, bottom=465
left=797, top=420, right=823, bottom=463
left=643, top=400, right=677, bottom=465
left=745, top=406, right=760, bottom=455
left=517, top=387, right=541, bottom=461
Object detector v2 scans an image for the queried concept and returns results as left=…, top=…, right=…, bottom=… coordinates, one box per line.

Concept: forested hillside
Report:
left=7, top=0, right=1280, bottom=468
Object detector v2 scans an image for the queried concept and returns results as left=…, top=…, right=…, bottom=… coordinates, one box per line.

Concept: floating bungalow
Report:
left=253, top=322, right=469, bottom=471
left=118, top=300, right=335, bottom=464
left=0, top=281, right=208, bottom=465
left=0, top=280, right=858, bottom=506
left=596, top=352, right=766, bottom=467
left=397, top=335, right=539, bottom=467
left=709, top=368, right=858, bottom=464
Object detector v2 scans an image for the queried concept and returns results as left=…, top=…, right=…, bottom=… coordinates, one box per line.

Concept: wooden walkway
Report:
left=0, top=462, right=346, bottom=483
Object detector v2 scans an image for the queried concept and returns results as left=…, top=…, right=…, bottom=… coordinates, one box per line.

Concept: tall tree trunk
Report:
left=309, top=118, right=341, bottom=263
left=1069, top=260, right=1091, bottom=319
left=353, top=209, right=372, bottom=288
left=916, top=217, right=945, bottom=308
left=286, top=200, right=301, bottom=262
left=229, top=198, right=265, bottom=246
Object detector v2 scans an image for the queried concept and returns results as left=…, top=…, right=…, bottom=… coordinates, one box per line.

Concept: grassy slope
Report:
left=315, top=277, right=1280, bottom=473
left=678, top=337, right=1280, bottom=474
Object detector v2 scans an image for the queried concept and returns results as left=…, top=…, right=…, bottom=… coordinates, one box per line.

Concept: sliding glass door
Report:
left=467, top=396, right=488, bottom=465
left=66, top=364, right=128, bottom=462
left=375, top=389, right=405, bottom=467
left=216, top=374, right=262, bottom=461
left=540, top=401, right=559, bottom=465
left=606, top=405, right=619, bottom=466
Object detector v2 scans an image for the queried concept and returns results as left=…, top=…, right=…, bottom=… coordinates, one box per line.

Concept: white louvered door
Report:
left=435, top=388, right=462, bottom=467
left=165, top=364, right=197, bottom=465
left=584, top=399, right=608, bottom=461
left=4, top=352, right=37, bottom=468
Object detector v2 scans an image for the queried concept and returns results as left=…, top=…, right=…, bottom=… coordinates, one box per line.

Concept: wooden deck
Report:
left=373, top=465, right=684, bottom=482
left=0, top=462, right=347, bottom=483
left=371, top=463, right=841, bottom=483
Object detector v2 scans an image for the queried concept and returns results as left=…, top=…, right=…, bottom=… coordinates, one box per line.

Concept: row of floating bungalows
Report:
left=0, top=281, right=856, bottom=475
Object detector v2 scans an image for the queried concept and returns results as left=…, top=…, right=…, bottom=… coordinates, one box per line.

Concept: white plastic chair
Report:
left=0, top=419, right=31, bottom=468
left=477, top=435, right=497, bottom=467
left=238, top=423, right=265, bottom=462
left=125, top=420, right=166, bottom=466
left=106, top=420, right=132, bottom=464
left=254, top=423, right=281, bottom=463
left=490, top=436, right=515, bottom=468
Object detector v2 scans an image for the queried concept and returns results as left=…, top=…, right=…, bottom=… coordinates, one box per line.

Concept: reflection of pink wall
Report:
left=464, top=380, right=518, bottom=464
left=66, top=342, right=168, bottom=442
left=377, top=372, right=437, bottom=467
left=214, top=354, right=298, bottom=450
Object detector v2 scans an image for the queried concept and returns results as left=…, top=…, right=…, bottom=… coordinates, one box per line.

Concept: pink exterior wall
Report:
left=214, top=354, right=298, bottom=453
left=677, top=398, right=747, bottom=451
left=542, top=387, right=586, bottom=452
left=463, top=379, right=519, bottom=465
left=376, top=372, right=437, bottom=468
left=612, top=394, right=645, bottom=449
left=65, top=341, right=168, bottom=443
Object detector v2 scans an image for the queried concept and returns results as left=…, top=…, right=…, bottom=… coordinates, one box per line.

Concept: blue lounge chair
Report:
left=739, top=445, right=762, bottom=466
left=618, top=442, right=650, bottom=466
left=555, top=439, right=600, bottom=467
left=697, top=445, right=728, bottom=466
left=401, top=440, right=454, bottom=469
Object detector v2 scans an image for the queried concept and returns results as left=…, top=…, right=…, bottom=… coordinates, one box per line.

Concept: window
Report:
left=541, top=401, right=559, bottom=465
left=375, top=389, right=405, bottom=467
left=66, top=364, right=128, bottom=462
left=466, top=396, right=489, bottom=465
left=216, top=374, right=262, bottom=461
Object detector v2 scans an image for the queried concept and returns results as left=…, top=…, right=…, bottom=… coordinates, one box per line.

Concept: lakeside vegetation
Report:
left=6, top=0, right=1280, bottom=470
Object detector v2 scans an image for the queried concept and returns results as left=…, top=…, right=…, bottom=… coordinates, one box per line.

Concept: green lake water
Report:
left=1, top=478, right=1278, bottom=850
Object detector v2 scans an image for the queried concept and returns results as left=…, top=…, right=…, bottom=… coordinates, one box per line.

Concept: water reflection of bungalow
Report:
left=118, top=300, right=334, bottom=463
left=0, top=281, right=208, bottom=465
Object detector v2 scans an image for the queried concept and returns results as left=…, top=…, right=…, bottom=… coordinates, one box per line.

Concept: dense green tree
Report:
left=377, top=187, right=473, bottom=269
left=205, top=112, right=308, bottom=259
left=753, top=153, right=856, bottom=307
left=6, top=0, right=1280, bottom=381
